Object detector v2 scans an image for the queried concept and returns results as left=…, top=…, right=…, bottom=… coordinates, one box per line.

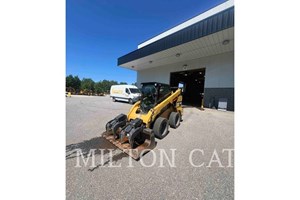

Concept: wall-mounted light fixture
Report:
left=183, top=64, right=188, bottom=70
left=131, top=66, right=135, bottom=69
left=149, top=60, right=153, bottom=64
left=176, top=53, right=181, bottom=57
left=222, top=39, right=230, bottom=45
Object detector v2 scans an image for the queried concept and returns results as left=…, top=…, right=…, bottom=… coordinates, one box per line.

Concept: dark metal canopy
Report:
left=118, top=6, right=234, bottom=66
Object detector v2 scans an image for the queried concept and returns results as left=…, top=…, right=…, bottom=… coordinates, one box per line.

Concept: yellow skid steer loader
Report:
left=102, top=82, right=183, bottom=160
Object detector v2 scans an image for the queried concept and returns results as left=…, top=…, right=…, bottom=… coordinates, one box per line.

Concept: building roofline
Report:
left=118, top=6, right=234, bottom=66
left=137, top=0, right=234, bottom=49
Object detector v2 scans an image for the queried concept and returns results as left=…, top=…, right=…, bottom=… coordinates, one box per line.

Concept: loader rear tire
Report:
left=169, top=112, right=180, bottom=128
left=153, top=117, right=169, bottom=139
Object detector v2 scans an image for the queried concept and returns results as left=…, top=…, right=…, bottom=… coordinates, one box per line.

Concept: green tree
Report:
left=101, top=80, right=117, bottom=93
left=101, top=80, right=110, bottom=93
left=66, top=75, right=74, bottom=88
left=94, top=81, right=104, bottom=94
left=81, top=78, right=95, bottom=92
left=66, top=75, right=81, bottom=93
left=73, top=76, right=81, bottom=91
left=111, top=80, right=118, bottom=84
left=66, top=75, right=135, bottom=94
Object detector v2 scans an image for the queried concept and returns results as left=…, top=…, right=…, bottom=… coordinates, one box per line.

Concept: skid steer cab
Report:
left=103, top=82, right=183, bottom=160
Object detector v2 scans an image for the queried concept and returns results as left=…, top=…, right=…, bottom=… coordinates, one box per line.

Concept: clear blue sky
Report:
left=66, top=0, right=226, bottom=84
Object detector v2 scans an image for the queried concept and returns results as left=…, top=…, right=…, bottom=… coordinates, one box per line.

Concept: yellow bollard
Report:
left=67, top=92, right=71, bottom=97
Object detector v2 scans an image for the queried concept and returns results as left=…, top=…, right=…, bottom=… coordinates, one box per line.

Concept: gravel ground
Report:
left=66, top=95, right=234, bottom=200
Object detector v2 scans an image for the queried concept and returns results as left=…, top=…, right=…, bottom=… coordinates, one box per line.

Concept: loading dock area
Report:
left=170, top=68, right=205, bottom=107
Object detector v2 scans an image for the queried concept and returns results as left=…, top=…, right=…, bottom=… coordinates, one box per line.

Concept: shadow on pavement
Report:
left=66, top=136, right=128, bottom=171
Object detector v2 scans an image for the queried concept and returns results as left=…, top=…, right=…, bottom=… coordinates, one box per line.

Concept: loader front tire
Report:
left=153, top=117, right=169, bottom=139
left=169, top=112, right=180, bottom=128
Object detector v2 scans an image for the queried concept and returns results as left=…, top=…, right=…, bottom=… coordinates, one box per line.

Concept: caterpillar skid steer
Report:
left=102, top=82, right=183, bottom=160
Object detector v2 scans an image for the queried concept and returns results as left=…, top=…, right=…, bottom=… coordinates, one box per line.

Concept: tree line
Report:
left=66, top=75, right=134, bottom=95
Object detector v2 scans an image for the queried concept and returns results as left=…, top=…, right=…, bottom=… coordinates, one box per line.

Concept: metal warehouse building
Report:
left=118, top=0, right=234, bottom=111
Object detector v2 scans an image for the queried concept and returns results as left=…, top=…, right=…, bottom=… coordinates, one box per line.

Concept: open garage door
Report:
left=170, top=68, right=205, bottom=107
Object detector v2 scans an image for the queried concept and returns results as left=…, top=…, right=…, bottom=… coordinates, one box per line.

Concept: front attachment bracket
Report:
left=102, top=128, right=156, bottom=160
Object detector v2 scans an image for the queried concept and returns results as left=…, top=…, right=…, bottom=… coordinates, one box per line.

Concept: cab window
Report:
left=158, top=84, right=171, bottom=102
left=125, top=88, right=130, bottom=94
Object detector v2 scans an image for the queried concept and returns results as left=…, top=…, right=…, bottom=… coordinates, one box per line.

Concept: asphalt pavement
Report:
left=66, top=95, right=234, bottom=200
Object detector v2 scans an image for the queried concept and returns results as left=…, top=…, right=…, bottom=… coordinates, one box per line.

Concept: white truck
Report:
left=110, top=85, right=141, bottom=104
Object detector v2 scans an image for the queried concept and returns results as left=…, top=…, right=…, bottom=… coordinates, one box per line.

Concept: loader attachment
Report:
left=105, top=114, right=127, bottom=139
left=102, top=128, right=156, bottom=160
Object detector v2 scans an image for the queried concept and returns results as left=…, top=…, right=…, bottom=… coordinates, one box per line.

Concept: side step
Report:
left=102, top=128, right=156, bottom=160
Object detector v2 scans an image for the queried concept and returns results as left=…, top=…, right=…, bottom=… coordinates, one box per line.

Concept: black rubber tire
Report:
left=128, top=98, right=133, bottom=104
left=169, top=112, right=180, bottom=128
left=153, top=117, right=169, bottom=139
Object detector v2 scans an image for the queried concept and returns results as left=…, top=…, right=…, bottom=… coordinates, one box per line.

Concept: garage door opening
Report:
left=170, top=68, right=205, bottom=107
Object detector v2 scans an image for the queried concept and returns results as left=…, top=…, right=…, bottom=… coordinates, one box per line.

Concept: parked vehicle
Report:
left=110, top=85, right=141, bottom=104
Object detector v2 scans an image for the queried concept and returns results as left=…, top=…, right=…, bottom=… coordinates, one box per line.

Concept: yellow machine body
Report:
left=127, top=88, right=183, bottom=128
left=103, top=83, right=183, bottom=160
